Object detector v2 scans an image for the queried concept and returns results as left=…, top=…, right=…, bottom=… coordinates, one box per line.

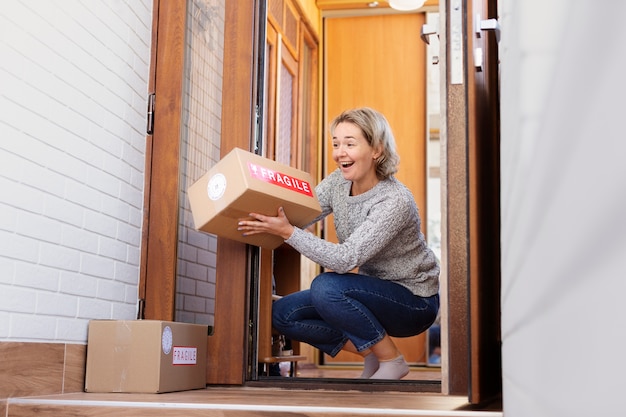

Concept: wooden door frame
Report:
left=440, top=0, right=501, bottom=403
left=467, top=0, right=502, bottom=404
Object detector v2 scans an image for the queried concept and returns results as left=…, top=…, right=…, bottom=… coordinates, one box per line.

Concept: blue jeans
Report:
left=272, top=272, right=439, bottom=357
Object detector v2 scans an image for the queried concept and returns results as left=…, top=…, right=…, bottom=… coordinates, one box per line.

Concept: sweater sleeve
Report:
left=285, top=193, right=412, bottom=273
left=300, top=173, right=333, bottom=228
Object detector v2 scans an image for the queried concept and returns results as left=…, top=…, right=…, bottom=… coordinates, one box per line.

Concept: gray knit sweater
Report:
left=285, top=169, right=440, bottom=297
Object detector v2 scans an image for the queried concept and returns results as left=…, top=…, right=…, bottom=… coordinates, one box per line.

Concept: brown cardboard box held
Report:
left=188, top=147, right=322, bottom=249
left=85, top=320, right=208, bottom=393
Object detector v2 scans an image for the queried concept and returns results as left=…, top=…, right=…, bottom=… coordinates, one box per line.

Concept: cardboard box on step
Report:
left=188, top=147, right=322, bottom=249
left=85, top=320, right=208, bottom=393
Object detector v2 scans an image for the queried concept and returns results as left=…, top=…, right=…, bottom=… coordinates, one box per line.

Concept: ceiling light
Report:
left=389, top=0, right=426, bottom=11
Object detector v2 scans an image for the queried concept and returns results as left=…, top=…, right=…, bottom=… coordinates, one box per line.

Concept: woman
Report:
left=238, top=107, right=440, bottom=379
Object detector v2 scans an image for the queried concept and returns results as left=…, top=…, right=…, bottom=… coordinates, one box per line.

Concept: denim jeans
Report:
left=272, top=272, right=439, bottom=357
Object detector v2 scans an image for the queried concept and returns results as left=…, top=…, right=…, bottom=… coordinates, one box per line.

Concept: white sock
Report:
left=359, top=353, right=379, bottom=378
left=369, top=354, right=409, bottom=380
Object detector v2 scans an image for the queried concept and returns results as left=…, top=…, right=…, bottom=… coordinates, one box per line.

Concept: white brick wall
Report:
left=0, top=0, right=153, bottom=343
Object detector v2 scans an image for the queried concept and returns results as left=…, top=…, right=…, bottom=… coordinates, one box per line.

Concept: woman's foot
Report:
left=359, top=353, right=379, bottom=378
left=369, top=354, right=409, bottom=380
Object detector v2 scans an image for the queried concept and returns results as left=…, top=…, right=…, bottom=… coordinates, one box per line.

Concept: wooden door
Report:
left=323, top=12, right=429, bottom=365
left=139, top=0, right=185, bottom=322
left=140, top=0, right=262, bottom=385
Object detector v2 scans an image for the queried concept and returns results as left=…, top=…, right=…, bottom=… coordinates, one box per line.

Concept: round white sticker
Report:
left=162, top=325, right=173, bottom=355
left=207, top=173, right=227, bottom=201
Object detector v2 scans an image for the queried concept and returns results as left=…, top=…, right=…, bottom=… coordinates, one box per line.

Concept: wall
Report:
left=0, top=0, right=153, bottom=397
left=499, top=0, right=626, bottom=416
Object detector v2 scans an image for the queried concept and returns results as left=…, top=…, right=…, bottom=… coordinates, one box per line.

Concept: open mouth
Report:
left=339, top=161, right=354, bottom=168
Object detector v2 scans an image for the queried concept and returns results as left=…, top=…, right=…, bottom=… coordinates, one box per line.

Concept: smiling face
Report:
left=332, top=121, right=382, bottom=195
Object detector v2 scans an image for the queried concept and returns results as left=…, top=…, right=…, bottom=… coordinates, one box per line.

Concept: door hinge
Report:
left=146, top=93, right=155, bottom=135
left=137, top=298, right=145, bottom=320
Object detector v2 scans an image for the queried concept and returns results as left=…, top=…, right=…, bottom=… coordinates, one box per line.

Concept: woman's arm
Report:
left=285, top=196, right=412, bottom=273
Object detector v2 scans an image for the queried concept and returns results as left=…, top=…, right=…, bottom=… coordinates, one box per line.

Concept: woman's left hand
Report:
left=238, top=207, right=295, bottom=240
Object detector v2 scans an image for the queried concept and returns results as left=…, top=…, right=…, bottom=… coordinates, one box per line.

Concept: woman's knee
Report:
left=271, top=289, right=312, bottom=330
left=310, top=272, right=351, bottom=311
left=310, top=272, right=340, bottom=297
left=271, top=297, right=289, bottom=326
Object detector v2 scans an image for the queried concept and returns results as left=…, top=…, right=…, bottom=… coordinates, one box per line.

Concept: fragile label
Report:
left=172, top=346, right=197, bottom=365
left=247, top=162, right=313, bottom=197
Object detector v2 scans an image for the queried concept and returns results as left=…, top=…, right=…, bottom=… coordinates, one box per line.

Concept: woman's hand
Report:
left=238, top=207, right=295, bottom=240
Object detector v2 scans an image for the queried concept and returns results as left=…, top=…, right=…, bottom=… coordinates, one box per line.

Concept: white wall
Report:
left=500, top=0, right=626, bottom=415
left=0, top=1, right=153, bottom=343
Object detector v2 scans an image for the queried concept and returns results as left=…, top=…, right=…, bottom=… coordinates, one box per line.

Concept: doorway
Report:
left=142, top=0, right=441, bottom=388
left=319, top=8, right=438, bottom=375
left=141, top=0, right=501, bottom=402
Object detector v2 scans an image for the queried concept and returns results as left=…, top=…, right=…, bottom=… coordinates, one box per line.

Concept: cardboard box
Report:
left=188, top=147, right=321, bottom=249
left=85, top=320, right=208, bottom=393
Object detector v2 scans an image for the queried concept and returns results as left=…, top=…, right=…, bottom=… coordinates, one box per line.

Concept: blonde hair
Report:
left=330, top=107, right=400, bottom=179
